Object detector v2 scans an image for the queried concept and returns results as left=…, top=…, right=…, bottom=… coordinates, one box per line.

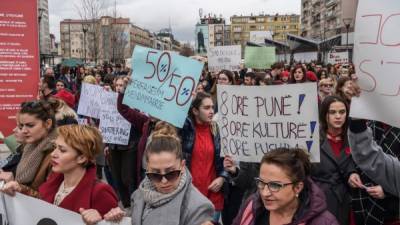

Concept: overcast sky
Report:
left=49, top=0, right=300, bottom=43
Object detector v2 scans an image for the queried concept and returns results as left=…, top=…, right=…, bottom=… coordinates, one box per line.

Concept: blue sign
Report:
left=123, top=46, right=204, bottom=128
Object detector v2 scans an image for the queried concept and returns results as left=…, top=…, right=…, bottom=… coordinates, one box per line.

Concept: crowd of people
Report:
left=0, top=59, right=399, bottom=225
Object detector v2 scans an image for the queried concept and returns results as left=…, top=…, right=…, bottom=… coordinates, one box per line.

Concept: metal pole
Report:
left=346, top=25, right=349, bottom=63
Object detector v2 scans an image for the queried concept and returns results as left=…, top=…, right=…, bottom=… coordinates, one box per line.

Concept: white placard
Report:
left=327, top=52, right=349, bottom=65
left=350, top=0, right=400, bottom=128
left=0, top=192, right=131, bottom=225
left=99, top=91, right=131, bottom=145
left=217, top=83, right=320, bottom=162
left=77, top=83, right=103, bottom=119
left=249, top=31, right=273, bottom=44
left=208, top=45, right=241, bottom=72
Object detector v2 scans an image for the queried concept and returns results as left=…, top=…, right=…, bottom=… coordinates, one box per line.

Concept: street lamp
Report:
left=342, top=18, right=352, bottom=63
left=82, top=24, right=88, bottom=64
left=38, top=8, right=45, bottom=68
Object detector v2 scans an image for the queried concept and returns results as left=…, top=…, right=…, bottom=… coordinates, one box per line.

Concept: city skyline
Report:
left=49, top=0, right=300, bottom=43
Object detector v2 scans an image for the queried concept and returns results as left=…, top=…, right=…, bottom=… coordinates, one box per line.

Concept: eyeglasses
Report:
left=146, top=169, right=182, bottom=183
left=255, top=178, right=295, bottom=192
left=321, top=84, right=333, bottom=88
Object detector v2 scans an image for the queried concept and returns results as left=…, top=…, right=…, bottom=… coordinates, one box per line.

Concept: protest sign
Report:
left=208, top=45, right=241, bottom=72
left=217, top=83, right=320, bottom=162
left=123, top=46, right=204, bottom=128
left=350, top=0, right=400, bottom=128
left=327, top=52, right=349, bottom=65
left=0, top=192, right=131, bottom=225
left=249, top=31, right=273, bottom=44
left=0, top=0, right=40, bottom=136
left=77, top=83, right=103, bottom=119
left=99, top=91, right=131, bottom=145
left=244, top=46, right=276, bottom=69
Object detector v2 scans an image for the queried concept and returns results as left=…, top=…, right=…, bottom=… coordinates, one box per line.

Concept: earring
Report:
left=295, top=194, right=299, bottom=198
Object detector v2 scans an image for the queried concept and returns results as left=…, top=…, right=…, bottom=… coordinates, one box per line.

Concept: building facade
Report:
left=301, top=0, right=358, bottom=40
left=195, top=16, right=227, bottom=55
left=230, top=14, right=300, bottom=45
left=130, top=24, right=152, bottom=52
left=38, top=0, right=50, bottom=55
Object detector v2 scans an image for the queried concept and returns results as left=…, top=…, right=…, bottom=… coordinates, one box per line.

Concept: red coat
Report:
left=38, top=166, right=118, bottom=216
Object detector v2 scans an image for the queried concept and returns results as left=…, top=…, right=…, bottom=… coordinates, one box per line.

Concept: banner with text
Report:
left=123, top=46, right=204, bottom=128
left=78, top=83, right=131, bottom=145
left=327, top=52, right=349, bottom=65
left=0, top=192, right=131, bottom=225
left=0, top=0, right=40, bottom=136
left=244, top=46, right=276, bottom=69
left=77, top=83, right=103, bottom=119
left=99, top=91, right=131, bottom=145
left=350, top=0, right=400, bottom=128
left=217, top=83, right=320, bottom=162
left=249, top=31, right=273, bottom=44
left=208, top=45, right=241, bottom=72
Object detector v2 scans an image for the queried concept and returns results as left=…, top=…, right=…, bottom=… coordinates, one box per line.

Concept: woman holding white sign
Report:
left=1, top=125, right=120, bottom=225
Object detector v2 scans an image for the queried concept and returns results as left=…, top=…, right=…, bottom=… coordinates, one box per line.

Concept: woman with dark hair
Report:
left=12, top=100, right=58, bottom=192
left=210, top=70, right=235, bottom=112
left=180, top=92, right=228, bottom=223
left=2, top=125, right=120, bottom=225
left=335, top=76, right=360, bottom=104
left=312, top=95, right=360, bottom=225
left=107, top=122, right=214, bottom=225
left=232, top=148, right=339, bottom=225
left=289, top=64, right=307, bottom=83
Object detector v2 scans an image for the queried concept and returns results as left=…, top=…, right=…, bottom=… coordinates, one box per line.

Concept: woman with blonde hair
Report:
left=130, top=122, right=214, bottom=225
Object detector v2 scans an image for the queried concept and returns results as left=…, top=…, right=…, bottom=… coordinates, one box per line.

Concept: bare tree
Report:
left=75, top=0, right=106, bottom=64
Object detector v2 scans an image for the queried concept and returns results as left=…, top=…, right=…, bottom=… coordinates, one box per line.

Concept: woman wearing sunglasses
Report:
left=232, top=148, right=338, bottom=225
left=129, top=122, right=214, bottom=225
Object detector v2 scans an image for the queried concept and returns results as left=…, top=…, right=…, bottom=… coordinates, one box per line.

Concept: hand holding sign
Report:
left=218, top=83, right=320, bottom=163
left=123, top=46, right=204, bottom=127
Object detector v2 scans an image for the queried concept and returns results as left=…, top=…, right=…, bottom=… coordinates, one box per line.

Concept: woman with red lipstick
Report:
left=311, top=95, right=360, bottom=225
left=1, top=125, right=119, bottom=225
left=232, top=148, right=338, bottom=225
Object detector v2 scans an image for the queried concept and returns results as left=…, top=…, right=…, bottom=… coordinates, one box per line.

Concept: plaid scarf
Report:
left=352, top=122, right=400, bottom=225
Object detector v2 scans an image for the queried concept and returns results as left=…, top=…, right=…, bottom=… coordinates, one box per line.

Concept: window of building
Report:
left=256, top=17, right=265, bottom=22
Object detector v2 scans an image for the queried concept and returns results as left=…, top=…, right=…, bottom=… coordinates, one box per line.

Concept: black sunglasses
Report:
left=146, top=169, right=182, bottom=183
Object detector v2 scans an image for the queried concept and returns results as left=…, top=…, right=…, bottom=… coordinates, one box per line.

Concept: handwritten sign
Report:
left=327, top=52, right=349, bottom=65
left=217, top=83, right=320, bottom=162
left=244, top=46, right=276, bottom=69
left=350, top=0, right=400, bottom=128
left=99, top=91, right=131, bottom=145
left=123, top=46, right=204, bottom=128
left=208, top=45, right=241, bottom=72
left=0, top=192, right=131, bottom=225
left=77, top=83, right=103, bottom=119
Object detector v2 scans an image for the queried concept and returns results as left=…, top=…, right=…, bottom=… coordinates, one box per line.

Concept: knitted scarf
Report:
left=139, top=167, right=188, bottom=208
left=15, top=130, right=57, bottom=184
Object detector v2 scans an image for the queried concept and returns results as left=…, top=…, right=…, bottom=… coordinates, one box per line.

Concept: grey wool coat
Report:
left=130, top=170, right=214, bottom=225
